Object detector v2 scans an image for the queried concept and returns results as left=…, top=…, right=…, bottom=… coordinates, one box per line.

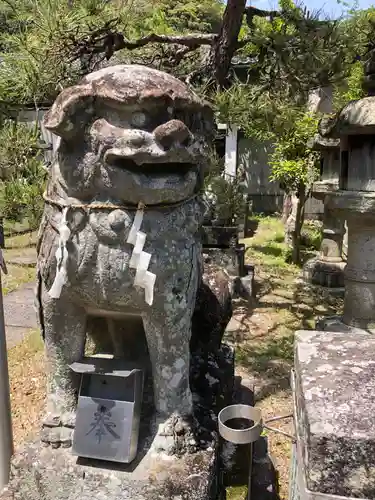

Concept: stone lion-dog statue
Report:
left=36, top=65, right=214, bottom=453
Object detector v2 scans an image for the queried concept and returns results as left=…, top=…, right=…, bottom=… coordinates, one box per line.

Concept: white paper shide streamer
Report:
left=48, top=207, right=71, bottom=299
left=127, top=203, right=156, bottom=306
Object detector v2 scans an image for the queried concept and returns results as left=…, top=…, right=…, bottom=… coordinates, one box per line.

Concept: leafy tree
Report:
left=0, top=0, right=368, bottom=108
left=269, top=111, right=319, bottom=263
left=213, top=2, right=375, bottom=263
left=0, top=0, right=374, bottom=248
left=0, top=121, right=46, bottom=227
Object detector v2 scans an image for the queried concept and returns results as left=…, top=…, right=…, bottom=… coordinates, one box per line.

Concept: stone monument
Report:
left=2, top=65, right=236, bottom=500
left=316, top=53, right=375, bottom=332
left=302, top=133, right=346, bottom=290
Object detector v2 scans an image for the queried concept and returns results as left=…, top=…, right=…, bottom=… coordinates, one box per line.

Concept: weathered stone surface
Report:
left=2, top=440, right=218, bottom=500
left=3, top=345, right=235, bottom=500
left=4, top=283, right=37, bottom=329
left=201, top=226, right=237, bottom=249
left=37, top=64, right=216, bottom=452
left=303, top=258, right=345, bottom=289
left=311, top=181, right=338, bottom=197
left=45, top=65, right=213, bottom=141
left=320, top=205, right=375, bottom=329
left=321, top=97, right=375, bottom=137
left=307, top=134, right=340, bottom=151
left=315, top=315, right=369, bottom=333
left=304, top=127, right=345, bottom=289
left=294, top=330, right=375, bottom=498
left=191, top=258, right=232, bottom=356
left=6, top=253, right=36, bottom=267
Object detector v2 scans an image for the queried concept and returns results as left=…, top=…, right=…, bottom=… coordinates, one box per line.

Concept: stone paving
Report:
left=3, top=282, right=37, bottom=348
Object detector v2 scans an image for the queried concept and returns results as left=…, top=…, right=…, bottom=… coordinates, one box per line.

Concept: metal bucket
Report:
left=218, top=404, right=263, bottom=500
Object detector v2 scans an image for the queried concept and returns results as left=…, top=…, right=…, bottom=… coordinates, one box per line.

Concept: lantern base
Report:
left=302, top=257, right=346, bottom=289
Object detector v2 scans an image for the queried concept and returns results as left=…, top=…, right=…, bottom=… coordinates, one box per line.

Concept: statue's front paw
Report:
left=41, top=411, right=76, bottom=448
left=151, top=413, right=198, bottom=456
left=41, top=424, right=73, bottom=449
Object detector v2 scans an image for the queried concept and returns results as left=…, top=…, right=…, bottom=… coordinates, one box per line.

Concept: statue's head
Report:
left=44, top=65, right=214, bottom=205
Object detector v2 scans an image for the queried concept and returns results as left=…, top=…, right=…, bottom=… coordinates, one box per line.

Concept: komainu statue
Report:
left=36, top=65, right=215, bottom=453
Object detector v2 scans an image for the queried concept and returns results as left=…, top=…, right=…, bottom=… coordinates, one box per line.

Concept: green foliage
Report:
left=333, top=61, right=365, bottom=110
left=216, top=82, right=320, bottom=196
left=0, top=0, right=223, bottom=107
left=216, top=83, right=305, bottom=141
left=269, top=111, right=320, bottom=193
left=238, top=0, right=360, bottom=96
left=144, top=0, right=223, bottom=33
left=204, top=148, right=247, bottom=225
left=0, top=120, right=40, bottom=179
left=0, top=121, right=46, bottom=227
left=301, top=221, right=322, bottom=251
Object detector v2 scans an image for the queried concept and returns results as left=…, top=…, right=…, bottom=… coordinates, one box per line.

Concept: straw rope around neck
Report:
left=42, top=191, right=200, bottom=212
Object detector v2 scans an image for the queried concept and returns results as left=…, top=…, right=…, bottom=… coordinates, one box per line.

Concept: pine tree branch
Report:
left=68, top=25, right=216, bottom=63
left=245, top=5, right=279, bottom=22
left=118, top=33, right=215, bottom=50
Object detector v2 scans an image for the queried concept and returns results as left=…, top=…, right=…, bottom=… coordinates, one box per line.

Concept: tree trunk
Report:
left=284, top=185, right=307, bottom=265
left=291, top=185, right=307, bottom=265
left=282, top=193, right=292, bottom=224
left=210, top=0, right=247, bottom=87
left=285, top=194, right=297, bottom=247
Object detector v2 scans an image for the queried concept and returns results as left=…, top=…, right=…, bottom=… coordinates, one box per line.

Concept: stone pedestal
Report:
left=303, top=183, right=346, bottom=289
left=343, top=209, right=375, bottom=330
left=303, top=135, right=346, bottom=290
left=2, top=441, right=218, bottom=500
left=323, top=192, right=375, bottom=331
left=292, top=330, right=375, bottom=499
left=2, top=344, right=235, bottom=500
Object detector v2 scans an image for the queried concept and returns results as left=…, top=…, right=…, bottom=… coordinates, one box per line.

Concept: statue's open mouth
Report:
left=109, top=158, right=195, bottom=176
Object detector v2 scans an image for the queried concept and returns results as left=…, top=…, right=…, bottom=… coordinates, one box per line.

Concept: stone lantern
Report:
left=303, top=133, right=346, bottom=289
left=289, top=64, right=375, bottom=500
left=319, top=55, right=375, bottom=331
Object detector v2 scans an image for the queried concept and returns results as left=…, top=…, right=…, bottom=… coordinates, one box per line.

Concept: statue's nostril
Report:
left=154, top=120, right=190, bottom=150
left=129, top=134, right=146, bottom=148
left=157, top=136, right=174, bottom=151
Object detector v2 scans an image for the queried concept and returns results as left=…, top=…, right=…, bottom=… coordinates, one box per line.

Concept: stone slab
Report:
left=2, top=440, right=218, bottom=500
left=315, top=316, right=371, bottom=334
left=294, top=330, right=375, bottom=498
left=295, top=280, right=345, bottom=299
left=5, top=326, right=33, bottom=349
left=4, top=283, right=37, bottom=329
left=3, top=282, right=37, bottom=348
left=302, top=258, right=346, bottom=289
left=4, top=300, right=36, bottom=330
left=6, top=255, right=36, bottom=267
left=201, top=226, right=238, bottom=248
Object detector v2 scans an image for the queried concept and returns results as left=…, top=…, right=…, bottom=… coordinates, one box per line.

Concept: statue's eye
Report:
left=131, top=112, right=147, bottom=128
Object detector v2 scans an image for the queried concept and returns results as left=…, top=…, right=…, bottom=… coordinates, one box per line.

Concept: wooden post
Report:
left=0, top=248, right=13, bottom=490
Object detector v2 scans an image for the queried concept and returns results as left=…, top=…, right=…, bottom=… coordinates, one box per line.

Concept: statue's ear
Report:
left=43, top=83, right=95, bottom=139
